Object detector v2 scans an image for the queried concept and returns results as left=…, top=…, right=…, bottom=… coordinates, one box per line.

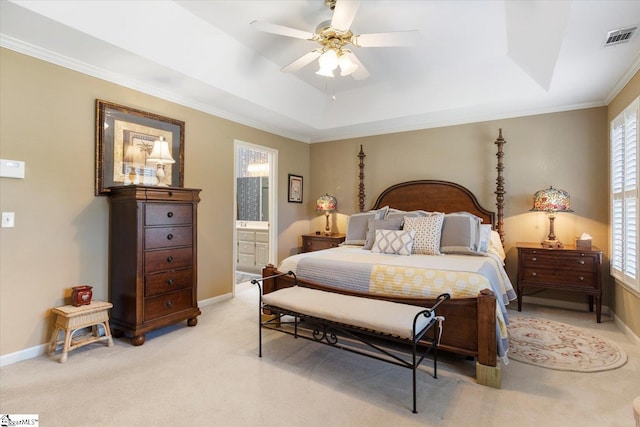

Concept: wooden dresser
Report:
left=516, top=242, right=603, bottom=322
left=108, top=185, right=201, bottom=345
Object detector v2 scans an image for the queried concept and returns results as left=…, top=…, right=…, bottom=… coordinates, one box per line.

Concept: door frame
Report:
left=233, top=140, right=278, bottom=296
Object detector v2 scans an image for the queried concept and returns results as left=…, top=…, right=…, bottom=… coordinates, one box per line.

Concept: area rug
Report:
left=507, top=315, right=627, bottom=372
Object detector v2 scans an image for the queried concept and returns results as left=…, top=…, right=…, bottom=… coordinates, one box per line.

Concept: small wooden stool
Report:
left=49, top=300, right=114, bottom=363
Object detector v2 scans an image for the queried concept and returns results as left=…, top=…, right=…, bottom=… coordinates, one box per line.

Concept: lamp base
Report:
left=541, top=239, right=564, bottom=249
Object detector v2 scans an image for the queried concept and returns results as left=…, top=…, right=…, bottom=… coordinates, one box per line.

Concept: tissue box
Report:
left=576, top=239, right=592, bottom=250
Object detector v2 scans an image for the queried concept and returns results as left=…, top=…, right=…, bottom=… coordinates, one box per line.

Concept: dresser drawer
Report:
left=145, top=204, right=192, bottom=226
left=145, top=226, right=193, bottom=249
left=145, top=268, right=193, bottom=297
left=520, top=267, right=596, bottom=288
left=238, top=230, right=255, bottom=241
left=238, top=241, right=255, bottom=254
left=144, top=289, right=193, bottom=321
left=520, top=250, right=596, bottom=272
left=255, top=231, right=269, bottom=243
left=144, top=247, right=193, bottom=273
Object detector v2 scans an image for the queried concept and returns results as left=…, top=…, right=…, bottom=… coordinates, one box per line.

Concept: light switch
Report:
left=2, top=212, right=15, bottom=228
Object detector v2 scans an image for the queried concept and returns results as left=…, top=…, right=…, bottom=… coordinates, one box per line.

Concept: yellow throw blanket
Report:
left=369, top=265, right=508, bottom=341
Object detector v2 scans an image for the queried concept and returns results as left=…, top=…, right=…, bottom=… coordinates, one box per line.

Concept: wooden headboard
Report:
left=372, top=180, right=496, bottom=228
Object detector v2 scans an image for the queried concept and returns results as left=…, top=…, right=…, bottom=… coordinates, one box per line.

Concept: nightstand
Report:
left=516, top=242, right=603, bottom=322
left=302, top=233, right=346, bottom=253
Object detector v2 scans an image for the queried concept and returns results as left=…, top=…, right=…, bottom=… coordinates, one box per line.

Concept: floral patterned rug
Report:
left=507, top=315, right=627, bottom=372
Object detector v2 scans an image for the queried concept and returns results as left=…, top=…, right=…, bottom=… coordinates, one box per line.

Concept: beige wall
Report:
left=2, top=46, right=638, bottom=358
left=607, top=71, right=640, bottom=337
left=0, top=48, right=310, bottom=356
left=309, top=106, right=640, bottom=337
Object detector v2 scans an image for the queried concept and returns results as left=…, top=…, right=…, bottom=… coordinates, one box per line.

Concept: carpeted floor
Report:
left=1, top=288, right=638, bottom=426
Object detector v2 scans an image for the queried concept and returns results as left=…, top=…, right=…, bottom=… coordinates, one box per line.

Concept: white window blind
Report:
left=610, top=97, right=639, bottom=292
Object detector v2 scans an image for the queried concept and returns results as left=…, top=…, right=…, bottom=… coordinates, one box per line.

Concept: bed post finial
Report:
left=358, top=145, right=366, bottom=212
left=494, top=129, right=506, bottom=245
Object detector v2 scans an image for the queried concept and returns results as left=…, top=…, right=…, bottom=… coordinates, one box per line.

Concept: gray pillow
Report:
left=363, top=217, right=404, bottom=249
left=343, top=207, right=389, bottom=245
left=440, top=212, right=482, bottom=254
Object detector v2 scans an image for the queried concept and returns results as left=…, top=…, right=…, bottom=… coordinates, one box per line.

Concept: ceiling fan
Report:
left=250, top=0, right=420, bottom=80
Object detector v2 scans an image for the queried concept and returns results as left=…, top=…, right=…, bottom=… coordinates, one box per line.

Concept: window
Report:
left=610, top=97, right=639, bottom=292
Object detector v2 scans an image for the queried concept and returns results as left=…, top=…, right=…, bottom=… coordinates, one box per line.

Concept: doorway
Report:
left=233, top=140, right=277, bottom=294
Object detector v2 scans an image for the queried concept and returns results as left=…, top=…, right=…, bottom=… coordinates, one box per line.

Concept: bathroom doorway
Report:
left=233, top=140, right=277, bottom=294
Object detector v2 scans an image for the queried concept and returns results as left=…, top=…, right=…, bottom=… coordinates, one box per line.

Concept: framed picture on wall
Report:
left=95, top=99, right=185, bottom=195
left=288, top=174, right=303, bottom=203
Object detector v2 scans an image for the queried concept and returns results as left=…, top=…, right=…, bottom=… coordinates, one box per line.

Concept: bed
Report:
left=262, top=129, right=513, bottom=387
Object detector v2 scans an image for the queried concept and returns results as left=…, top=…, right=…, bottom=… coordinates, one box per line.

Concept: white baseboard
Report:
left=613, top=312, right=640, bottom=345
left=0, top=343, right=49, bottom=368
left=0, top=294, right=234, bottom=367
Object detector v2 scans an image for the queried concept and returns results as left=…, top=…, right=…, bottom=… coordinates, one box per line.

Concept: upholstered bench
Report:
left=253, top=278, right=449, bottom=413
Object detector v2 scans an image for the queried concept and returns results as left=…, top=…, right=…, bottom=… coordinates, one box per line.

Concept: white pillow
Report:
left=479, top=224, right=492, bottom=252
left=371, top=229, right=416, bottom=256
left=403, top=214, right=445, bottom=255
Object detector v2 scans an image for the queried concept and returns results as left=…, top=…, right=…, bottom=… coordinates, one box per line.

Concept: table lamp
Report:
left=530, top=186, right=573, bottom=248
left=147, top=136, right=175, bottom=186
left=316, top=193, right=337, bottom=235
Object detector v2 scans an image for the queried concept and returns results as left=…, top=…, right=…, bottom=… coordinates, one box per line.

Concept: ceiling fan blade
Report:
left=344, top=52, right=369, bottom=80
left=250, top=20, right=315, bottom=40
left=281, top=50, right=322, bottom=73
left=352, top=30, right=420, bottom=47
left=331, top=0, right=360, bottom=32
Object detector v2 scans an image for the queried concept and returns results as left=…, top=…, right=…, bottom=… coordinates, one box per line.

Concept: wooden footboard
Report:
left=262, top=264, right=500, bottom=387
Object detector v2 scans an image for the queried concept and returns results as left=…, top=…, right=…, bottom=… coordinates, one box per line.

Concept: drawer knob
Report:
left=578, top=276, right=584, bottom=281
left=166, top=300, right=173, bottom=308
left=167, top=278, right=174, bottom=286
left=578, top=260, right=585, bottom=265
left=531, top=272, right=537, bottom=277
left=532, top=257, right=537, bottom=262
left=167, top=233, right=174, bottom=240
left=167, top=212, right=174, bottom=218
left=167, top=256, right=174, bottom=263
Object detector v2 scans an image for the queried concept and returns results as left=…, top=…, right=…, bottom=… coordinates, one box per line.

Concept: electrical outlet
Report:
left=2, top=212, right=15, bottom=228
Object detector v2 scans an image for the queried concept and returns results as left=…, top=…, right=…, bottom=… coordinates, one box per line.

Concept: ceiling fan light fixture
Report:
left=316, top=48, right=339, bottom=77
left=338, top=53, right=358, bottom=76
left=315, top=66, right=335, bottom=77
left=318, top=48, right=338, bottom=70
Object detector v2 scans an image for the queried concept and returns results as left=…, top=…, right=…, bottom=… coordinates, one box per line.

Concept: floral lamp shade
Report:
left=530, top=186, right=573, bottom=213
left=530, top=186, right=573, bottom=248
left=316, top=194, right=337, bottom=234
left=316, top=193, right=337, bottom=212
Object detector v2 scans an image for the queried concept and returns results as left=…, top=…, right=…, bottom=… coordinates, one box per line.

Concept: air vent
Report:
left=605, top=26, right=637, bottom=46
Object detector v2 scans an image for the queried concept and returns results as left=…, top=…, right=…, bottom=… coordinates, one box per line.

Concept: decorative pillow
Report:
left=403, top=214, right=444, bottom=255
left=343, top=206, right=389, bottom=245
left=371, top=229, right=416, bottom=256
left=440, top=212, right=482, bottom=255
left=363, top=217, right=404, bottom=249
left=479, top=224, right=492, bottom=252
